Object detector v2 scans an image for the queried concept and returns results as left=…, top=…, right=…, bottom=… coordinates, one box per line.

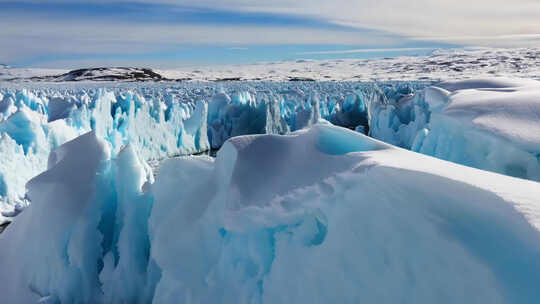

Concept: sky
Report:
left=1, top=0, right=539, bottom=68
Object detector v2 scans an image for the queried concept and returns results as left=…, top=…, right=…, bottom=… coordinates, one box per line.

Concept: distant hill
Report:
left=33, top=67, right=168, bottom=82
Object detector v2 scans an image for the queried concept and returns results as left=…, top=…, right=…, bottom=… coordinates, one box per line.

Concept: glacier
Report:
left=0, top=81, right=412, bottom=223
left=1, top=78, right=540, bottom=223
left=0, top=78, right=540, bottom=303
left=0, top=124, right=539, bottom=303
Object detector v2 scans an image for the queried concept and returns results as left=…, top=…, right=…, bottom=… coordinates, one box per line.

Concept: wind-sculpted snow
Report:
left=0, top=81, right=425, bottom=223
left=1, top=124, right=540, bottom=303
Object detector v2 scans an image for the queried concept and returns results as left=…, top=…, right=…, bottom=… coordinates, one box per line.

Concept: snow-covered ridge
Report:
left=2, top=48, right=540, bottom=82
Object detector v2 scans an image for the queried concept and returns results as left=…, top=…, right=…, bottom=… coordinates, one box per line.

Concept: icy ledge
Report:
left=1, top=124, right=540, bottom=303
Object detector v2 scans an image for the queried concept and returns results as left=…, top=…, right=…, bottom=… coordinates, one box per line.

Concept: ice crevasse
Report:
left=1, top=123, right=540, bottom=303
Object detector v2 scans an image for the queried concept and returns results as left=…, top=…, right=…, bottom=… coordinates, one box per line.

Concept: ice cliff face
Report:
left=1, top=124, right=540, bottom=303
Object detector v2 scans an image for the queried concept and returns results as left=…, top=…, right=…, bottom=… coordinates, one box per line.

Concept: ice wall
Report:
left=1, top=124, right=539, bottom=303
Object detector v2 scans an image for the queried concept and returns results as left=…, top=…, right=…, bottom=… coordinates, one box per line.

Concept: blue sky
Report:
left=1, top=0, right=539, bottom=68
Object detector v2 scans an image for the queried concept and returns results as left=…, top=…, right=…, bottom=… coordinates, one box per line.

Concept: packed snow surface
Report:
left=0, top=124, right=539, bottom=303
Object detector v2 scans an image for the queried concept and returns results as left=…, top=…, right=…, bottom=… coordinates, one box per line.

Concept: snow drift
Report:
left=1, top=124, right=540, bottom=303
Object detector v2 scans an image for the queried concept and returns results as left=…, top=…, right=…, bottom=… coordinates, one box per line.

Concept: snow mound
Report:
left=1, top=124, right=540, bottom=303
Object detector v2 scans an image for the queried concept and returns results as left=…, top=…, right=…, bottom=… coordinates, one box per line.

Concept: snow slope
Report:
left=0, top=124, right=539, bottom=303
